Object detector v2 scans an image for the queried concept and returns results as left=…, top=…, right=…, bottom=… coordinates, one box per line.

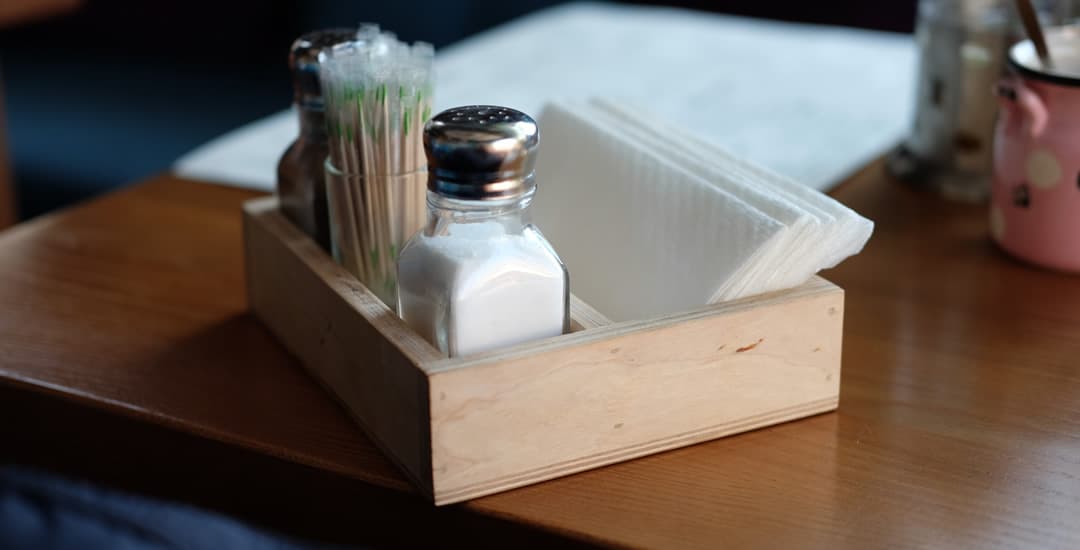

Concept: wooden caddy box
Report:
left=243, top=196, right=844, bottom=505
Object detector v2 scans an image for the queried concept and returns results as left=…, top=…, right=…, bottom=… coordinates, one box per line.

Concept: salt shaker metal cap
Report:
left=289, top=28, right=357, bottom=110
left=423, top=105, right=539, bottom=200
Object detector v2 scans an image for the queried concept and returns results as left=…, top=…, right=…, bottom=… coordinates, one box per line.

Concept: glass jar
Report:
left=888, top=0, right=1076, bottom=201
left=276, top=29, right=355, bottom=250
left=324, top=160, right=426, bottom=307
left=397, top=106, right=569, bottom=357
left=278, top=108, right=331, bottom=249
left=888, top=0, right=1012, bottom=202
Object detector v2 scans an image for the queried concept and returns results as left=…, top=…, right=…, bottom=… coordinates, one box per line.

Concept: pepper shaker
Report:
left=276, top=29, right=355, bottom=250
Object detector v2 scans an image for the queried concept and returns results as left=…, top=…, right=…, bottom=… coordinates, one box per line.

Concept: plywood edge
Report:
left=242, top=195, right=277, bottom=215
left=433, top=396, right=838, bottom=505
left=288, top=368, right=433, bottom=500
left=570, top=294, right=613, bottom=330
left=426, top=275, right=842, bottom=374
left=246, top=197, right=608, bottom=364
left=244, top=197, right=442, bottom=365
left=244, top=196, right=438, bottom=498
left=427, top=282, right=843, bottom=504
left=245, top=196, right=845, bottom=506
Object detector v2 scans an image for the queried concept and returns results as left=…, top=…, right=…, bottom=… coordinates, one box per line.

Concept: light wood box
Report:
left=243, top=196, right=844, bottom=505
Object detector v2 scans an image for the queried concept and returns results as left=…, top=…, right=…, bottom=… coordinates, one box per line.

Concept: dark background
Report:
left=0, top=0, right=917, bottom=220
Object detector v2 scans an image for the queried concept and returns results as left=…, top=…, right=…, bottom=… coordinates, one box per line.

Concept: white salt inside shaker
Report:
left=397, top=106, right=569, bottom=357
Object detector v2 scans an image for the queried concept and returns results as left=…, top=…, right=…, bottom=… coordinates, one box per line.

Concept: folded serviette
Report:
left=532, top=99, right=873, bottom=322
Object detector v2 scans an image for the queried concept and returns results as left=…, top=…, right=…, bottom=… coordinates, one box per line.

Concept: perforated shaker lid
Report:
left=289, top=28, right=356, bottom=110
left=423, top=105, right=539, bottom=200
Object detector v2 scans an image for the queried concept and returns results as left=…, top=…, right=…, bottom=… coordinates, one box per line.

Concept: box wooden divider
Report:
left=243, top=196, right=845, bottom=505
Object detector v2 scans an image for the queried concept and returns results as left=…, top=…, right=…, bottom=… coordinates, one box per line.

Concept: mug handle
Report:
left=996, top=78, right=1048, bottom=138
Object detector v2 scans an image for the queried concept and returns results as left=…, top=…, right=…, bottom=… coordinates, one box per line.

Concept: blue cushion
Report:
left=0, top=466, right=327, bottom=550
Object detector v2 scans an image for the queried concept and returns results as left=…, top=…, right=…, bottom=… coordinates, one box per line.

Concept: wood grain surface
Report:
left=0, top=180, right=409, bottom=492
left=2, top=163, right=1080, bottom=548
left=246, top=194, right=842, bottom=505
left=427, top=277, right=841, bottom=505
left=245, top=195, right=439, bottom=497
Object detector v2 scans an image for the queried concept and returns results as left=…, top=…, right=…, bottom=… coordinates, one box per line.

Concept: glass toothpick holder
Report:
left=325, top=159, right=427, bottom=306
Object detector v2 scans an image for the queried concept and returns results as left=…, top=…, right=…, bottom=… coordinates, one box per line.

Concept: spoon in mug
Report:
left=1015, top=0, right=1053, bottom=68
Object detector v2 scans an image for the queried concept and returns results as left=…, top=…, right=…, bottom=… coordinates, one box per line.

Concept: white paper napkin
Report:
left=533, top=99, right=873, bottom=321
left=535, top=102, right=785, bottom=321
left=628, top=105, right=875, bottom=271
left=581, top=100, right=823, bottom=298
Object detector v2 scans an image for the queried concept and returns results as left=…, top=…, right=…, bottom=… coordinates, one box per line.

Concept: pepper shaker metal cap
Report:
left=423, top=105, right=539, bottom=200
left=289, top=28, right=357, bottom=111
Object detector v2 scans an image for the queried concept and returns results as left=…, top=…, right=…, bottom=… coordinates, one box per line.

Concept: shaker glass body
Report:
left=397, top=191, right=569, bottom=357
left=277, top=108, right=332, bottom=250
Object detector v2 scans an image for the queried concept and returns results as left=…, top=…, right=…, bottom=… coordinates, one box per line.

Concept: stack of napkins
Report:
left=532, top=99, right=873, bottom=322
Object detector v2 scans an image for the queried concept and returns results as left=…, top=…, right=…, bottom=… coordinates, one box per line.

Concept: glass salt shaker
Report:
left=276, top=29, right=355, bottom=251
left=397, top=106, right=570, bottom=358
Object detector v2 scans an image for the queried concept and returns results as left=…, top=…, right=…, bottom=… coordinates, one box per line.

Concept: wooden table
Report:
left=2, top=164, right=1079, bottom=548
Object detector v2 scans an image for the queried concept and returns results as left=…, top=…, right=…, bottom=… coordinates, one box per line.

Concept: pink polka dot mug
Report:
left=992, top=26, right=1080, bottom=272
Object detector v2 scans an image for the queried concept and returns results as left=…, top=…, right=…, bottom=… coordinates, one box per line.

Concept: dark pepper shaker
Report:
left=276, top=29, right=355, bottom=250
